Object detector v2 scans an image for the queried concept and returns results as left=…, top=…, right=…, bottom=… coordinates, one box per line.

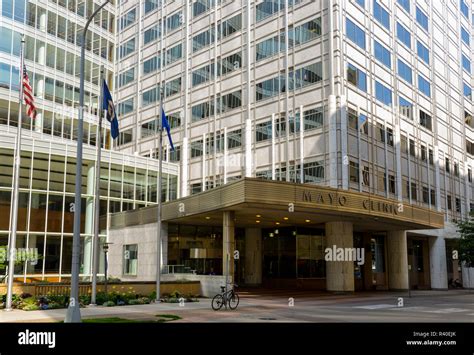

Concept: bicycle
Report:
left=211, top=283, right=239, bottom=311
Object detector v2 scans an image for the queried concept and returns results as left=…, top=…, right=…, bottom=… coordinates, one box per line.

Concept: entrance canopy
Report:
left=110, top=178, right=444, bottom=232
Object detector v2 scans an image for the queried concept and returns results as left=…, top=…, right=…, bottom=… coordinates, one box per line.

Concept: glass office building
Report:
left=109, top=0, right=474, bottom=292
left=0, top=0, right=179, bottom=282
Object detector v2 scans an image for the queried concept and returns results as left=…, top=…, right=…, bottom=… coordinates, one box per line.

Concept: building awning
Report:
left=109, top=178, right=444, bottom=232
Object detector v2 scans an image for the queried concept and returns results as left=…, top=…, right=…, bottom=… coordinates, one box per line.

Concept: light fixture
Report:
left=256, top=214, right=261, bottom=218
left=274, top=229, right=279, bottom=234
left=205, top=216, right=211, bottom=220
left=269, top=232, right=274, bottom=238
left=275, top=222, right=280, bottom=225
left=305, top=219, right=311, bottom=223
left=256, top=220, right=261, bottom=223
left=283, top=217, right=289, bottom=220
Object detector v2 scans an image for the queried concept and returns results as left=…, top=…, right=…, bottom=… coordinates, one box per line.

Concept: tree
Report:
left=456, top=216, right=474, bottom=268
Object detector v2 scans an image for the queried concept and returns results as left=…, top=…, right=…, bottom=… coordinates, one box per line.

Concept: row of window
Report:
left=142, top=77, right=182, bottom=107
left=191, top=90, right=242, bottom=122
left=191, top=52, right=242, bottom=87
left=142, top=43, right=183, bottom=76
left=190, top=129, right=242, bottom=158
left=192, top=13, right=242, bottom=53
left=256, top=62, right=323, bottom=101
left=143, top=12, right=183, bottom=46
left=256, top=18, right=322, bottom=61
left=2, top=1, right=114, bottom=62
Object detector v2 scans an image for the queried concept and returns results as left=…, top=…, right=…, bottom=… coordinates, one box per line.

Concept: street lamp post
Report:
left=65, top=0, right=110, bottom=323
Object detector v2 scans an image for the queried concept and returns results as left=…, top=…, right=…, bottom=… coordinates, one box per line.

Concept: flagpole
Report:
left=5, top=36, right=25, bottom=311
left=91, top=66, right=104, bottom=306
left=156, top=88, right=163, bottom=302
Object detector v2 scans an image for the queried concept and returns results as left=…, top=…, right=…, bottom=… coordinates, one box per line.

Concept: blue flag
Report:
left=102, top=80, right=119, bottom=140
left=161, top=108, right=174, bottom=151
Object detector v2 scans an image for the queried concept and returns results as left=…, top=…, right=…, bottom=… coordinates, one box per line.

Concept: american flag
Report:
left=22, top=64, right=36, bottom=120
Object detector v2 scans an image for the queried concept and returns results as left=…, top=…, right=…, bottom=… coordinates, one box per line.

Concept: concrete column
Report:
left=181, top=137, right=188, bottom=197
left=244, top=228, right=262, bottom=285
left=34, top=112, right=43, bottom=133
left=428, top=234, right=448, bottom=290
left=328, top=95, right=338, bottom=188
left=39, top=11, right=47, bottom=32
left=37, top=41, right=45, bottom=66
left=386, top=230, right=409, bottom=290
left=36, top=77, right=44, bottom=99
left=83, top=164, right=95, bottom=276
left=223, top=211, right=235, bottom=280
left=161, top=222, right=168, bottom=268
left=325, top=221, right=354, bottom=292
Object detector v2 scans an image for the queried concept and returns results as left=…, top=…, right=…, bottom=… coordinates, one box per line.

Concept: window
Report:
left=191, top=182, right=202, bottom=195
left=145, top=0, right=159, bottom=14
left=347, top=63, right=367, bottom=91
left=142, top=86, right=158, bottom=107
left=349, top=161, right=360, bottom=183
left=429, top=149, right=434, bottom=165
left=456, top=197, right=461, bottom=213
left=166, top=11, right=182, bottom=33
left=221, top=52, right=242, bottom=76
left=447, top=195, right=452, bottom=210
left=256, top=76, right=284, bottom=101
left=373, top=1, right=390, bottom=30
left=388, top=174, right=396, bottom=194
left=422, top=187, right=429, bottom=204
left=397, top=22, right=411, bottom=48
left=293, top=18, right=322, bottom=44
left=409, top=139, right=416, bottom=157
left=118, top=37, right=135, bottom=59
left=374, top=40, right=391, bottom=68
left=219, top=90, right=242, bottom=113
left=227, top=129, right=242, bottom=149
left=144, top=24, right=161, bottom=45
left=123, top=244, right=138, bottom=276
left=220, top=14, right=242, bottom=39
left=117, top=129, right=133, bottom=146
left=418, top=75, right=431, bottom=97
left=355, top=0, right=364, bottom=7
left=256, top=34, right=283, bottom=61
left=454, top=162, right=460, bottom=177
left=462, top=54, right=471, bottom=73
left=460, top=0, right=468, bottom=18
left=416, top=7, right=428, bottom=31
left=410, top=182, right=417, bottom=201
left=375, top=81, right=392, bottom=106
left=143, top=55, right=160, bottom=75
left=304, top=108, right=324, bottom=130
left=290, top=62, right=323, bottom=90
left=166, top=43, right=183, bottom=65
left=192, top=29, right=215, bottom=52
left=170, top=145, right=181, bottom=162
left=193, top=0, right=214, bottom=18
left=165, top=77, right=181, bottom=97
left=117, top=98, right=134, bottom=116
left=191, top=101, right=214, bottom=122
left=397, top=0, right=410, bottom=12
left=116, top=68, right=135, bottom=88
left=397, top=59, right=412, bottom=84
left=445, top=158, right=450, bottom=173
left=119, top=8, right=136, bottom=30
left=303, top=161, right=324, bottom=183
left=346, top=18, right=366, bottom=49
left=420, top=145, right=427, bottom=161
left=399, top=96, right=413, bottom=119
left=464, top=82, right=472, bottom=99
left=256, top=121, right=272, bottom=142
left=469, top=168, right=472, bottom=182
left=191, top=140, right=204, bottom=158
left=461, top=26, right=470, bottom=46
left=419, top=110, right=432, bottom=131
left=362, top=166, right=370, bottom=186
left=192, top=62, right=214, bottom=87
left=467, top=140, right=474, bottom=155
left=417, top=41, right=430, bottom=64
left=386, top=127, right=394, bottom=146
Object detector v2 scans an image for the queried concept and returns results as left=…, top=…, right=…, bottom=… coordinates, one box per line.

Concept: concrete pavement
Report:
left=0, top=289, right=472, bottom=323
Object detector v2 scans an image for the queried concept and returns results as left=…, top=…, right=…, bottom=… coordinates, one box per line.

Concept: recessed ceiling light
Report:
left=275, top=222, right=280, bottom=225
left=305, top=219, right=311, bottom=223
left=256, top=214, right=261, bottom=218
left=256, top=220, right=260, bottom=223
left=205, top=216, right=211, bottom=220
left=283, top=217, right=289, bottom=220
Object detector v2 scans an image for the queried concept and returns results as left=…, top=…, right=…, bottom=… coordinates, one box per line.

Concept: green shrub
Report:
left=22, top=304, right=40, bottom=311
left=103, top=301, right=115, bottom=307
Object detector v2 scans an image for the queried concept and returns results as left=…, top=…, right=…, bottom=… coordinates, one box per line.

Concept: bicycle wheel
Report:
left=228, top=292, right=239, bottom=310
left=211, top=294, right=224, bottom=311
